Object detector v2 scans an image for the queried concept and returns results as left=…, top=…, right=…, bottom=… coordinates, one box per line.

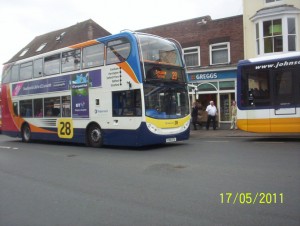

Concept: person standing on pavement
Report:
left=206, top=100, right=217, bottom=130
left=230, top=100, right=238, bottom=130
left=191, top=101, right=199, bottom=130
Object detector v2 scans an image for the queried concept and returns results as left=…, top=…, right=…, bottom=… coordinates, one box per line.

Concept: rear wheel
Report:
left=87, top=124, right=103, bottom=148
left=22, top=124, right=31, bottom=143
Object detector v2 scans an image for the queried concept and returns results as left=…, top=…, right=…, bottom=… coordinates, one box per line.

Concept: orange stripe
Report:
left=69, top=40, right=99, bottom=49
left=117, top=62, right=139, bottom=84
left=30, top=123, right=57, bottom=134
left=237, top=118, right=300, bottom=133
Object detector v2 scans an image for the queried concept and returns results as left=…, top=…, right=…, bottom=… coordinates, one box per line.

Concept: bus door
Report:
left=271, top=70, right=297, bottom=132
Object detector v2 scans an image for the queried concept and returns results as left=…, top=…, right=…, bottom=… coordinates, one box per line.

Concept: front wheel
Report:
left=22, top=124, right=31, bottom=143
left=87, top=124, right=103, bottom=148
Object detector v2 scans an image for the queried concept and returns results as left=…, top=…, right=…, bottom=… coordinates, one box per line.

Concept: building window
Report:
left=256, top=23, right=260, bottom=55
left=263, top=19, right=283, bottom=53
left=19, top=48, right=29, bottom=57
left=288, top=18, right=296, bottom=51
left=210, top=42, right=230, bottom=65
left=183, top=47, right=200, bottom=67
left=256, top=17, right=297, bottom=55
left=36, top=43, right=47, bottom=52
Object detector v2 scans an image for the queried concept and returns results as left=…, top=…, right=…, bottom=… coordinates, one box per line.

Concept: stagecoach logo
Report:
left=165, top=120, right=178, bottom=126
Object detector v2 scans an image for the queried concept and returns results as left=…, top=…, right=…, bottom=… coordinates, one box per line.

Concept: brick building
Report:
left=138, top=15, right=244, bottom=128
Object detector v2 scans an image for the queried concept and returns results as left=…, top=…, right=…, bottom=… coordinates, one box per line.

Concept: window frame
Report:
left=209, top=42, right=230, bottom=65
left=183, top=46, right=201, bottom=67
left=255, top=16, right=297, bottom=55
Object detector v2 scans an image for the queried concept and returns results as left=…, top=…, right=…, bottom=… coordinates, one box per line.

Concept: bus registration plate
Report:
left=166, top=137, right=177, bottom=143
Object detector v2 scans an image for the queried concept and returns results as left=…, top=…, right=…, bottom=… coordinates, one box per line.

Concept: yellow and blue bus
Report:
left=237, top=52, right=300, bottom=133
left=1, top=32, right=190, bottom=147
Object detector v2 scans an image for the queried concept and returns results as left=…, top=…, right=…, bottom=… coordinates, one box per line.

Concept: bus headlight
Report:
left=146, top=122, right=159, bottom=133
left=182, top=120, right=190, bottom=130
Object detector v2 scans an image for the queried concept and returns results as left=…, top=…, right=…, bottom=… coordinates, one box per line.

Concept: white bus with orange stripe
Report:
left=237, top=52, right=300, bottom=133
left=1, top=32, right=190, bottom=147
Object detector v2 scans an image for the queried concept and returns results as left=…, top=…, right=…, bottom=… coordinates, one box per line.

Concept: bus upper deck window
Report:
left=106, top=38, right=130, bottom=65
left=62, top=49, right=81, bottom=72
left=44, top=54, right=60, bottom=76
left=82, top=44, right=104, bottom=69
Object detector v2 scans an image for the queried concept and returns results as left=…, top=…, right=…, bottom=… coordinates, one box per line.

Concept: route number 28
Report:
left=58, top=119, right=74, bottom=139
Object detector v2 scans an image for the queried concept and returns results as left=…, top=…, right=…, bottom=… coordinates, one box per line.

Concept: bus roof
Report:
left=239, top=52, right=300, bottom=65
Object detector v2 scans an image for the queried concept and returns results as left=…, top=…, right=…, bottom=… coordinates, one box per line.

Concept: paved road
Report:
left=0, top=134, right=299, bottom=226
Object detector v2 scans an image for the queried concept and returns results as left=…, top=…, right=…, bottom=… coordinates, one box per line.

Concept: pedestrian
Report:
left=206, top=100, right=217, bottom=130
left=191, top=101, right=199, bottom=130
left=230, top=100, right=238, bottom=130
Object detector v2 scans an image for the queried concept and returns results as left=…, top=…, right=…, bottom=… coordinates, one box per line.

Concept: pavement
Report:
left=189, top=127, right=300, bottom=139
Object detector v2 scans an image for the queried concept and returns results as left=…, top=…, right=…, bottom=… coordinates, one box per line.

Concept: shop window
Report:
left=82, top=44, right=104, bottom=69
left=220, top=93, right=235, bottom=121
left=183, top=47, right=200, bottom=67
left=219, top=81, right=235, bottom=90
left=198, top=82, right=218, bottom=92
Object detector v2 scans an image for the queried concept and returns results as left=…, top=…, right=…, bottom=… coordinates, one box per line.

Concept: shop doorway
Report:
left=197, top=94, right=217, bottom=110
left=220, top=93, right=235, bottom=122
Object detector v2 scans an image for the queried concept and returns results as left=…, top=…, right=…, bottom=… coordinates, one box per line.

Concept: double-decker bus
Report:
left=1, top=32, right=190, bottom=147
left=237, top=52, right=300, bottom=133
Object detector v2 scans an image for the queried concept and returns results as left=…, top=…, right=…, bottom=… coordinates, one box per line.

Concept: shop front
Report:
left=187, top=69, right=236, bottom=129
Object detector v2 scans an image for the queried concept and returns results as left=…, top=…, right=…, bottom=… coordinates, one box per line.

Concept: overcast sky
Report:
left=0, top=0, right=242, bottom=74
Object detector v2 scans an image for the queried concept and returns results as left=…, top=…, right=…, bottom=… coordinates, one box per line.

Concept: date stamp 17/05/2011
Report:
left=220, top=192, right=284, bottom=205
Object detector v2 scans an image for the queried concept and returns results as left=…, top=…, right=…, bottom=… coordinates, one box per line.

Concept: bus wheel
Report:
left=87, top=124, right=103, bottom=148
left=22, top=123, right=31, bottom=143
